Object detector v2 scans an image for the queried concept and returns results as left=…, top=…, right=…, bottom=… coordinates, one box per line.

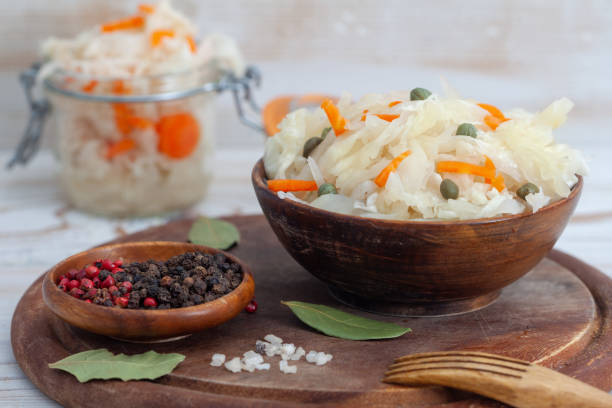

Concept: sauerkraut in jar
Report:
left=36, top=1, right=245, bottom=216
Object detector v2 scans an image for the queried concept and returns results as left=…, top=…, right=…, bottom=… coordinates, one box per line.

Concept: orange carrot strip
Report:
left=127, top=116, right=153, bottom=129
left=483, top=155, right=505, bottom=190
left=437, top=158, right=506, bottom=191
left=106, top=138, right=135, bottom=159
left=138, top=4, right=155, bottom=14
left=267, top=179, right=318, bottom=192
left=112, top=104, right=133, bottom=135
left=151, top=29, right=175, bottom=46
left=388, top=100, right=402, bottom=107
left=186, top=35, right=197, bottom=53
left=490, top=174, right=506, bottom=192
left=374, top=150, right=412, bottom=187
left=478, top=103, right=505, bottom=119
left=374, top=114, right=400, bottom=122
left=360, top=109, right=369, bottom=122
left=436, top=161, right=496, bottom=180
left=156, top=113, right=200, bottom=159
left=111, top=80, right=131, bottom=95
left=484, top=155, right=495, bottom=183
left=483, top=115, right=509, bottom=130
left=101, top=16, right=144, bottom=33
left=321, top=99, right=347, bottom=136
left=81, top=80, right=98, bottom=93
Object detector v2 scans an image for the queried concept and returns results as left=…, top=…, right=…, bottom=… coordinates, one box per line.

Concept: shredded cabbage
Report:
left=264, top=91, right=587, bottom=220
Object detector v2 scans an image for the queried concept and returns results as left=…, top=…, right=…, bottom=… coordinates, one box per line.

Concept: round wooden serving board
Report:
left=11, top=215, right=612, bottom=408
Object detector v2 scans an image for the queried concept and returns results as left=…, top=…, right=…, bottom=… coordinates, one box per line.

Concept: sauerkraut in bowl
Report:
left=37, top=1, right=245, bottom=216
left=263, top=88, right=587, bottom=221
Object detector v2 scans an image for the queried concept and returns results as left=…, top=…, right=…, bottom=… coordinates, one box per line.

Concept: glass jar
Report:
left=12, top=64, right=261, bottom=217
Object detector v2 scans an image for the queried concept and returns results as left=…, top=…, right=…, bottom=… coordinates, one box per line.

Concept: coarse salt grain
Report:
left=279, top=359, right=297, bottom=374
left=210, top=353, right=226, bottom=367
left=315, top=351, right=333, bottom=366
left=242, top=351, right=264, bottom=367
left=224, top=357, right=242, bottom=373
left=290, top=346, right=305, bottom=361
left=280, top=343, right=296, bottom=360
left=305, top=350, right=318, bottom=363
left=213, top=334, right=332, bottom=375
left=265, top=343, right=281, bottom=357
left=264, top=334, right=283, bottom=344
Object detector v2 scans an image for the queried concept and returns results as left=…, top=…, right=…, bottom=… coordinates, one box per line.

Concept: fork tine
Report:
left=384, top=352, right=612, bottom=408
left=386, top=358, right=528, bottom=377
left=394, top=351, right=529, bottom=365
left=384, top=365, right=524, bottom=385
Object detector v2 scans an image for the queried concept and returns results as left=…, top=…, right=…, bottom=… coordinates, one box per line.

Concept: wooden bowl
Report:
left=42, top=242, right=255, bottom=342
left=252, top=159, right=583, bottom=316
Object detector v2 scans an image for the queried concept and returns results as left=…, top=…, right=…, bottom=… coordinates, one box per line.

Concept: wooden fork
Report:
left=384, top=351, right=612, bottom=408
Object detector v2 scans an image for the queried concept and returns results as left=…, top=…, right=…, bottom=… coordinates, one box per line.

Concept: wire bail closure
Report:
left=8, top=63, right=263, bottom=168
left=7, top=63, right=51, bottom=168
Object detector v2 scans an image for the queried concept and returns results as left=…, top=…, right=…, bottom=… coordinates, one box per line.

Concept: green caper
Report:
left=456, top=123, right=478, bottom=138
left=318, top=183, right=338, bottom=196
left=516, top=183, right=539, bottom=200
left=410, top=87, right=432, bottom=101
left=303, top=137, right=323, bottom=157
left=440, top=179, right=459, bottom=199
left=320, top=127, right=332, bottom=139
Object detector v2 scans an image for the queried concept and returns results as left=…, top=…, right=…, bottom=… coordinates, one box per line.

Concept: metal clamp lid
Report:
left=7, top=63, right=51, bottom=168
left=7, top=63, right=263, bottom=168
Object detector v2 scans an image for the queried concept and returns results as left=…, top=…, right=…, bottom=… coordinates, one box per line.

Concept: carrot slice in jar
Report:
left=138, top=4, right=155, bottom=14
left=151, top=29, right=175, bottom=46
left=156, top=113, right=200, bottom=159
left=112, top=80, right=131, bottom=95
left=81, top=80, right=98, bottom=93
left=106, top=138, right=135, bottom=159
left=186, top=35, right=197, bottom=53
left=101, top=16, right=144, bottom=33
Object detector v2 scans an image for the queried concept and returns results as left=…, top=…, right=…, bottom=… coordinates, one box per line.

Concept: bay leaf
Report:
left=281, top=301, right=411, bottom=340
left=188, top=216, right=240, bottom=250
left=48, top=349, right=185, bottom=383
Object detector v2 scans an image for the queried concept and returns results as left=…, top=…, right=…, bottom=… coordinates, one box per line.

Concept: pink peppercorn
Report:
left=111, top=267, right=124, bottom=274
left=143, top=297, right=157, bottom=308
left=101, top=275, right=115, bottom=289
left=58, top=278, right=70, bottom=291
left=120, top=281, right=132, bottom=292
left=67, top=280, right=80, bottom=291
left=245, top=299, right=257, bottom=313
left=69, top=287, right=84, bottom=298
left=80, top=278, right=94, bottom=290
left=85, top=265, right=99, bottom=278
left=92, top=277, right=101, bottom=288
left=75, top=269, right=87, bottom=281
left=66, top=269, right=79, bottom=280
left=115, top=297, right=129, bottom=308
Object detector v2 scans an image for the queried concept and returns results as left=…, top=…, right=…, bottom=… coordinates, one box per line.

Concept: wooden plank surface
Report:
left=2, top=0, right=612, bottom=405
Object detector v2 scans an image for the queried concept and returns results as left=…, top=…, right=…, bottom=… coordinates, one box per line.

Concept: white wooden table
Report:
left=2, top=60, right=612, bottom=405
left=2, top=141, right=611, bottom=406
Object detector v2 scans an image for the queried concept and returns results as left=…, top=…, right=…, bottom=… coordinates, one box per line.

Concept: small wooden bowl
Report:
left=252, top=159, right=583, bottom=316
left=42, top=242, right=255, bottom=342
